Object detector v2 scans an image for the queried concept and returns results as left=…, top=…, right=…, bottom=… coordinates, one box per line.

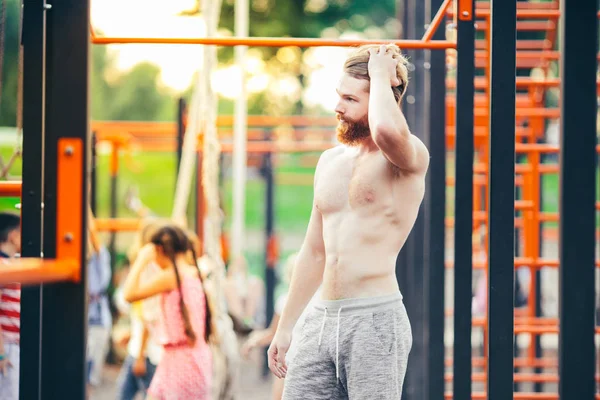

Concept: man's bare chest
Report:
left=315, top=153, right=395, bottom=213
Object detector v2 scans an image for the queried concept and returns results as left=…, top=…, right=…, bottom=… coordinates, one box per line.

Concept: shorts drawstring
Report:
left=318, top=307, right=327, bottom=346
left=316, top=305, right=344, bottom=381
left=335, top=307, right=343, bottom=380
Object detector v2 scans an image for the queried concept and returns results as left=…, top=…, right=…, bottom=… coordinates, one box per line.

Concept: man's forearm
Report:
left=277, top=252, right=325, bottom=332
left=368, top=74, right=409, bottom=141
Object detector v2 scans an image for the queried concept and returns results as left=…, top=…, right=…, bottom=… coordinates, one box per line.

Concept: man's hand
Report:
left=132, top=357, right=147, bottom=377
left=368, top=45, right=401, bottom=87
left=0, top=358, right=11, bottom=376
left=267, top=329, right=292, bottom=379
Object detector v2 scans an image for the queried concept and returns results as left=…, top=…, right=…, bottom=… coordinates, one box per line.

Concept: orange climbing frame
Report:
left=0, top=139, right=82, bottom=285
left=0, top=181, right=22, bottom=196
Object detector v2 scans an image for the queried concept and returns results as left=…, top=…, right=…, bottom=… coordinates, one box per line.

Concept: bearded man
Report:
left=267, top=44, right=430, bottom=399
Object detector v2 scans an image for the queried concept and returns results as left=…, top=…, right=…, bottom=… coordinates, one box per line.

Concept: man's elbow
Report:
left=372, top=124, right=407, bottom=148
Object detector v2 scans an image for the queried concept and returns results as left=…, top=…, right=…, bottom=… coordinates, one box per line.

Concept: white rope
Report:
left=231, top=0, right=249, bottom=259
left=201, top=0, right=223, bottom=263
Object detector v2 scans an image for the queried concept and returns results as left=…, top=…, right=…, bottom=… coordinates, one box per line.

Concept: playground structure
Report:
left=0, top=0, right=597, bottom=399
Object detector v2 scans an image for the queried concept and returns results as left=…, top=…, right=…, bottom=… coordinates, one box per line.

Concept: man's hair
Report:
left=0, top=212, right=20, bottom=243
left=343, top=44, right=410, bottom=104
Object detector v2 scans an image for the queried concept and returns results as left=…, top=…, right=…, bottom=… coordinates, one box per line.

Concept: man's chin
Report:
left=336, top=127, right=371, bottom=146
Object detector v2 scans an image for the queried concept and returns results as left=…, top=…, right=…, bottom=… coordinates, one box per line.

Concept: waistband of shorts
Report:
left=312, top=292, right=403, bottom=316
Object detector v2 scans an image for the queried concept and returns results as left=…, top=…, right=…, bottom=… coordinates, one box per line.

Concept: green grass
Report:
left=0, top=146, right=23, bottom=211
left=93, top=151, right=315, bottom=232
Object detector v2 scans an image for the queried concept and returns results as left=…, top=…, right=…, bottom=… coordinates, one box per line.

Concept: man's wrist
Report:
left=369, top=69, right=392, bottom=84
left=278, top=321, right=295, bottom=333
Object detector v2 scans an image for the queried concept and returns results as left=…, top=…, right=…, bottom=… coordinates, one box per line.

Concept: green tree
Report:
left=104, top=63, right=175, bottom=121
left=0, top=0, right=21, bottom=125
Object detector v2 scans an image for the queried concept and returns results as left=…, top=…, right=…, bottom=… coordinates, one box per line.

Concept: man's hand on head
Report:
left=368, top=45, right=401, bottom=87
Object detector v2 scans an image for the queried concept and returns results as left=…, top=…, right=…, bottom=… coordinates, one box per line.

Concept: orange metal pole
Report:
left=56, top=138, right=83, bottom=282
left=0, top=259, right=79, bottom=285
left=467, top=1, right=558, bottom=10
left=446, top=357, right=558, bottom=369
left=444, top=258, right=600, bottom=269
left=445, top=392, right=600, bottom=400
left=448, top=9, right=562, bottom=18
left=0, top=181, right=22, bottom=196
left=444, top=372, right=600, bottom=383
left=422, top=0, right=453, bottom=41
left=91, top=36, right=457, bottom=49
left=0, top=138, right=84, bottom=286
left=445, top=77, right=600, bottom=90
left=94, top=218, right=141, bottom=232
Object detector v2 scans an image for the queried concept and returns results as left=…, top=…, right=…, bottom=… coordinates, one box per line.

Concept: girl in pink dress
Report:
left=123, top=224, right=217, bottom=400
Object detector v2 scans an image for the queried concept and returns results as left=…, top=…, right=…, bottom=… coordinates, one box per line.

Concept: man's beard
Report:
left=336, top=115, right=371, bottom=146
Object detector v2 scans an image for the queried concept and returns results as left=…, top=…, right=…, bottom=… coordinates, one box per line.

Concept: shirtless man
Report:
left=267, top=44, right=429, bottom=399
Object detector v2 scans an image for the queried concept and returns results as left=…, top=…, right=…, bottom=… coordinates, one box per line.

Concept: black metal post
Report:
left=176, top=98, right=186, bottom=176
left=558, top=1, right=597, bottom=398
left=90, top=132, right=97, bottom=214
left=109, top=151, right=118, bottom=275
left=487, top=1, right=516, bottom=399
left=261, top=130, right=276, bottom=377
left=423, top=0, right=446, bottom=397
left=452, top=2, right=475, bottom=399
left=41, top=0, right=90, bottom=396
left=20, top=0, right=47, bottom=397
left=397, top=1, right=427, bottom=397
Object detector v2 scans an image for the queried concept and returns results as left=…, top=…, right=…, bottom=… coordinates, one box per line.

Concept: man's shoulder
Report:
left=319, top=145, right=346, bottom=164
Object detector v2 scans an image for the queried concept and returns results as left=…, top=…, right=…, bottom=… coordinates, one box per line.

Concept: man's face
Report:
left=335, top=74, right=371, bottom=146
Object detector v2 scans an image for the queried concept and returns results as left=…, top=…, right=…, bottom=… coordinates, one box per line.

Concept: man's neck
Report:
left=0, top=243, right=15, bottom=257
left=357, top=136, right=379, bottom=153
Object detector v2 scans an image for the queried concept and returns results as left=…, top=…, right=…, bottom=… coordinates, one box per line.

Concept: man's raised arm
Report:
left=367, top=46, right=429, bottom=175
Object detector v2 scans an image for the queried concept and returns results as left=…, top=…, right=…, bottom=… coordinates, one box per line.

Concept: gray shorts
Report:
left=282, top=292, right=412, bottom=400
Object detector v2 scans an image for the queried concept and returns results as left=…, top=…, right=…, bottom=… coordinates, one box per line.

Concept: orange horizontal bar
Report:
left=447, top=9, right=561, bottom=18
left=93, top=115, right=338, bottom=130
left=446, top=393, right=600, bottom=400
left=0, top=258, right=79, bottom=285
left=444, top=372, right=600, bottom=384
left=446, top=77, right=600, bottom=90
left=476, top=50, right=600, bottom=62
left=0, top=181, right=22, bottom=197
left=475, top=39, right=554, bottom=51
left=466, top=1, right=558, bottom=9
left=92, top=36, right=456, bottom=49
left=445, top=258, right=600, bottom=270
left=446, top=357, right=558, bottom=369
left=475, top=20, right=557, bottom=32
left=95, top=218, right=141, bottom=232
left=221, top=141, right=334, bottom=153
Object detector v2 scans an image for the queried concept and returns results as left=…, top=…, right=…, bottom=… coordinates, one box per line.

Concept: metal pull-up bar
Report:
left=91, top=36, right=456, bottom=49
left=89, top=0, right=456, bottom=49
